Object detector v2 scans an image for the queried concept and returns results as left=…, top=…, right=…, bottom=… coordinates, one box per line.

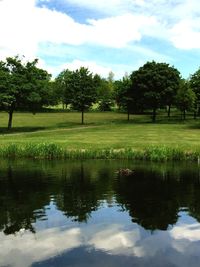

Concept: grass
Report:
left=1, top=111, right=200, bottom=161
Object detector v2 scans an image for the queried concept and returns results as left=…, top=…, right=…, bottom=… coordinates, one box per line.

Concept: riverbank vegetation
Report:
left=1, top=56, right=200, bottom=161
left=0, top=112, right=200, bottom=161
left=1, top=56, right=200, bottom=129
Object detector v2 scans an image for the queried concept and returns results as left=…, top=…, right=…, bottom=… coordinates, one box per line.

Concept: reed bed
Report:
left=0, top=143, right=200, bottom=162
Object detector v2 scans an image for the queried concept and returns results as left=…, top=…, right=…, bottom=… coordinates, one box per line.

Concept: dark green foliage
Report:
left=0, top=56, right=51, bottom=129
left=176, top=79, right=196, bottom=120
left=189, top=68, right=200, bottom=118
left=130, top=61, right=181, bottom=121
left=114, top=75, right=133, bottom=120
left=96, top=76, right=114, bottom=111
left=54, top=69, right=74, bottom=108
left=55, top=67, right=98, bottom=123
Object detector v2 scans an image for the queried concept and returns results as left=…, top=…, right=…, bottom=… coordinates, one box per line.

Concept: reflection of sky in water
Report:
left=1, top=159, right=200, bottom=267
left=1, top=202, right=200, bottom=267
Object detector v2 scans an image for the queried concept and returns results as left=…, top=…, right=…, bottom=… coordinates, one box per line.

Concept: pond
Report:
left=1, top=159, right=200, bottom=267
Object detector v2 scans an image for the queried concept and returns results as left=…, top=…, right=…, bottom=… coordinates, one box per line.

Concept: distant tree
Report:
left=54, top=69, right=73, bottom=109
left=189, top=68, right=200, bottom=118
left=0, top=56, right=51, bottom=129
left=176, top=79, right=196, bottom=120
left=97, top=77, right=114, bottom=111
left=69, top=67, right=98, bottom=124
left=45, top=80, right=61, bottom=107
left=114, top=75, right=133, bottom=121
left=130, top=61, right=181, bottom=122
left=160, top=67, right=181, bottom=118
left=107, top=71, right=115, bottom=84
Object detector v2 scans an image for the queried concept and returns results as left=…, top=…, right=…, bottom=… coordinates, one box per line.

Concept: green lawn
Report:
left=1, top=111, right=200, bottom=151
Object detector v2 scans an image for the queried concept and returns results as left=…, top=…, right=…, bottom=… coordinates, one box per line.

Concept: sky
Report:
left=0, top=0, right=200, bottom=79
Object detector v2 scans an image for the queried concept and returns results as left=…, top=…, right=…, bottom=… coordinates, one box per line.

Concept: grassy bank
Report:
left=1, top=111, right=200, bottom=161
left=0, top=143, right=200, bottom=162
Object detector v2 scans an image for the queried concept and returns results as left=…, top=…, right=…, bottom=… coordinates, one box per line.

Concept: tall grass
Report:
left=0, top=143, right=200, bottom=162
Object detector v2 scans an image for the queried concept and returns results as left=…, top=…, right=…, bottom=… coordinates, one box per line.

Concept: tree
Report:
left=69, top=67, right=98, bottom=124
left=189, top=68, right=200, bottom=119
left=160, top=67, right=181, bottom=118
left=0, top=56, right=51, bottom=129
left=54, top=69, right=74, bottom=109
left=130, top=61, right=181, bottom=122
left=176, top=79, right=196, bottom=120
left=114, top=75, right=133, bottom=121
left=97, top=77, right=114, bottom=111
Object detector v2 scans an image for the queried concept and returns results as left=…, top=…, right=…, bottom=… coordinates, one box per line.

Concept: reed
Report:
left=0, top=143, right=200, bottom=162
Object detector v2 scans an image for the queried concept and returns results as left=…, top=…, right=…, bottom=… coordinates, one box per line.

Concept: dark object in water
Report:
left=116, top=168, right=134, bottom=176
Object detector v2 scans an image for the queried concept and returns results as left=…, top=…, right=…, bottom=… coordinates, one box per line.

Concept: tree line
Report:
left=1, top=56, right=200, bottom=129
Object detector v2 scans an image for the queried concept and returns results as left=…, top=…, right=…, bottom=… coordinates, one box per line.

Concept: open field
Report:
left=1, top=111, right=200, bottom=160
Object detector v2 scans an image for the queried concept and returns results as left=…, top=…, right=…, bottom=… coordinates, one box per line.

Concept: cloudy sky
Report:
left=0, top=0, right=200, bottom=79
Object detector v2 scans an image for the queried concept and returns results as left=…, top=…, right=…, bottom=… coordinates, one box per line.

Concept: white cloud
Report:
left=62, top=0, right=200, bottom=50
left=43, top=59, right=135, bottom=79
left=170, top=19, right=200, bottom=49
left=87, top=14, right=157, bottom=48
left=1, top=0, right=200, bottom=79
left=58, top=59, right=112, bottom=77
left=46, top=59, right=146, bottom=79
left=0, top=0, right=156, bottom=59
left=0, top=0, right=38, bottom=60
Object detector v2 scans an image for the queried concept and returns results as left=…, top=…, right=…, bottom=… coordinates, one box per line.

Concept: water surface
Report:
left=1, top=160, right=200, bottom=267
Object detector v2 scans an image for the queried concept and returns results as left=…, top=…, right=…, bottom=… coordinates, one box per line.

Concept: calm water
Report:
left=1, top=160, right=200, bottom=267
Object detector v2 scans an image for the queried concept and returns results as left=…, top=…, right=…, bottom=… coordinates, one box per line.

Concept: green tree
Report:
left=0, top=56, right=51, bottom=129
left=130, top=61, right=181, bottom=122
left=189, top=68, right=200, bottom=118
left=97, top=77, right=114, bottom=111
left=69, top=67, right=98, bottom=124
left=176, top=79, right=196, bottom=120
left=54, top=69, right=73, bottom=109
left=114, top=75, right=133, bottom=121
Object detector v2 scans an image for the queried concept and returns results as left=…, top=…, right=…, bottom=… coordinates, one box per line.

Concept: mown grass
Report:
left=0, top=111, right=200, bottom=161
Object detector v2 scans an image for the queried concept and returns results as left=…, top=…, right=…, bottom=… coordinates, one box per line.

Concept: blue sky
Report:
left=0, top=0, right=200, bottom=79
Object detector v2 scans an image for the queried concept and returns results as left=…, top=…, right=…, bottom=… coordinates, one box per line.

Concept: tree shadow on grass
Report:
left=0, top=127, right=46, bottom=134
left=113, top=115, right=187, bottom=125
left=56, top=121, right=96, bottom=128
left=186, top=122, right=200, bottom=130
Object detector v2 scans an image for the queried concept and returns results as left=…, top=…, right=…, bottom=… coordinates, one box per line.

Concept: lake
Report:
left=1, top=159, right=200, bottom=267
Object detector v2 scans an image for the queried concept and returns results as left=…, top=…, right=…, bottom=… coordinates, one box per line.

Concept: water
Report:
left=1, top=160, right=200, bottom=267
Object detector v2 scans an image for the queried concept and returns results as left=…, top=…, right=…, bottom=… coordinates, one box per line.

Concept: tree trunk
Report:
left=194, top=110, right=197, bottom=119
left=152, top=108, right=156, bottom=122
left=127, top=110, right=130, bottom=121
left=183, top=109, right=186, bottom=120
left=198, top=105, right=200, bottom=116
left=167, top=105, right=171, bottom=118
left=8, top=110, right=13, bottom=130
left=81, top=109, right=84, bottom=124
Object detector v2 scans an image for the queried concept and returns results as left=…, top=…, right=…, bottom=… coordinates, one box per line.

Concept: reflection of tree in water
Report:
left=180, top=169, right=200, bottom=222
left=55, top=163, right=113, bottom=222
left=1, top=160, right=200, bottom=235
left=0, top=160, right=114, bottom=234
left=115, top=165, right=200, bottom=231
left=0, top=165, right=50, bottom=235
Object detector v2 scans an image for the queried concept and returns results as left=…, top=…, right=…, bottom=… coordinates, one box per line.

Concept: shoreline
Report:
left=0, top=143, right=200, bottom=162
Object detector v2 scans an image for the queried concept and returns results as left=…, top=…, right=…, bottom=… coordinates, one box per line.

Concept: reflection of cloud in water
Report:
left=0, top=227, right=82, bottom=267
left=88, top=224, right=143, bottom=256
left=171, top=223, right=200, bottom=241
left=1, top=221, right=200, bottom=267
